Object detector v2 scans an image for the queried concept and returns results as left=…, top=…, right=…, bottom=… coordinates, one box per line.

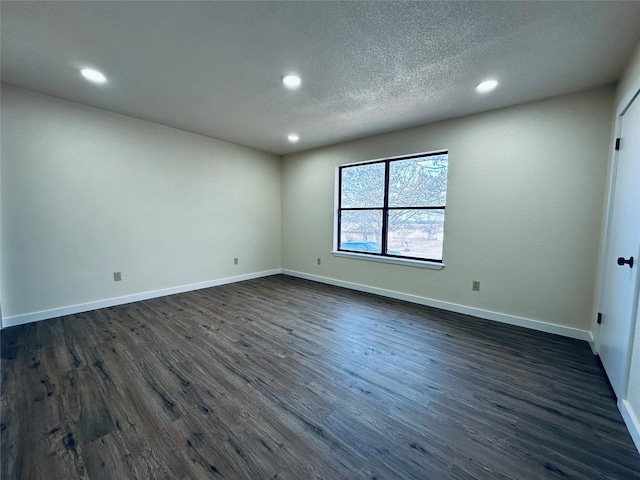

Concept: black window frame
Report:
left=337, top=150, right=448, bottom=263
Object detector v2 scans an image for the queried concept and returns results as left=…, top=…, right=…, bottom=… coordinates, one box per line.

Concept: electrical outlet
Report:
left=472, top=281, right=480, bottom=291
left=317, top=258, right=321, bottom=265
left=114, top=272, right=122, bottom=282
left=234, top=258, right=238, bottom=265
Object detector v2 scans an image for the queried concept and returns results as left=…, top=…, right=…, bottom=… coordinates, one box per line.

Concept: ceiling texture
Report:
left=2, top=1, right=640, bottom=155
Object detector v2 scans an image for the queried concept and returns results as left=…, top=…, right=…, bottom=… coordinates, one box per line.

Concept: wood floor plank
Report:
left=2, top=274, right=640, bottom=479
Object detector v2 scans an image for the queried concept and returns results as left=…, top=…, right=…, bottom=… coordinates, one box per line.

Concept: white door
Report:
left=599, top=91, right=640, bottom=399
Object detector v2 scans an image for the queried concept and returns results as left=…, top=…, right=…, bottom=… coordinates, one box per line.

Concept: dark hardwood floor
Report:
left=1, top=274, right=639, bottom=479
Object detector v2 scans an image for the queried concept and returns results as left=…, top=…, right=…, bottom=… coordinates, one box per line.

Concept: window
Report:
left=336, top=150, right=448, bottom=264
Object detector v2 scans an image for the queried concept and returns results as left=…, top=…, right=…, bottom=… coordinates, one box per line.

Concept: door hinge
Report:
left=597, top=312, right=603, bottom=325
left=615, top=138, right=621, bottom=150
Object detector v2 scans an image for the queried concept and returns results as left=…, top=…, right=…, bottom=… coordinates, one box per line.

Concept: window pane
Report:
left=339, top=210, right=383, bottom=253
left=341, top=162, right=385, bottom=208
left=388, top=155, right=447, bottom=207
left=387, top=210, right=444, bottom=260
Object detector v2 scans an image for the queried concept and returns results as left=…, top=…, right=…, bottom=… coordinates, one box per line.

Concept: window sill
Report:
left=331, top=251, right=445, bottom=270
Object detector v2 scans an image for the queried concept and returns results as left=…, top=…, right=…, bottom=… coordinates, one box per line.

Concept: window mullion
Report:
left=381, top=160, right=391, bottom=255
left=337, top=167, right=343, bottom=249
left=387, top=206, right=446, bottom=211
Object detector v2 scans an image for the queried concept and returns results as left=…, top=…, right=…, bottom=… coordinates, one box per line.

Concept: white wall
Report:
left=281, top=87, right=614, bottom=335
left=0, top=87, right=3, bottom=328
left=1, top=85, right=615, bottom=337
left=1, top=86, right=281, bottom=322
left=613, top=40, right=640, bottom=451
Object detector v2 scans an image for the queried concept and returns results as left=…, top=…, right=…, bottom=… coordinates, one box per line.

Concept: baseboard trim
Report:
left=619, top=399, right=640, bottom=455
left=1, top=269, right=281, bottom=329
left=281, top=269, right=593, bottom=343
left=2, top=268, right=595, bottom=345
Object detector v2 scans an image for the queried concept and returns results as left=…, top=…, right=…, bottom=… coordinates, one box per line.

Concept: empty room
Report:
left=2, top=1, right=640, bottom=479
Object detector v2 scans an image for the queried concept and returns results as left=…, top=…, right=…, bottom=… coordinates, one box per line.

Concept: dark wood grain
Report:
left=2, top=274, right=639, bottom=479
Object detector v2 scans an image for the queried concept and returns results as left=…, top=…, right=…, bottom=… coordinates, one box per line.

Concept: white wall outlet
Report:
left=234, top=257, right=238, bottom=265
left=114, top=272, right=122, bottom=281
left=472, top=281, right=480, bottom=291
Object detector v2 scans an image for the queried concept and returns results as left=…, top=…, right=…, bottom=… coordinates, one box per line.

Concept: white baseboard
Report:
left=619, top=399, right=640, bottom=455
left=1, top=269, right=281, bottom=329
left=2, top=268, right=595, bottom=346
left=281, top=269, right=594, bottom=343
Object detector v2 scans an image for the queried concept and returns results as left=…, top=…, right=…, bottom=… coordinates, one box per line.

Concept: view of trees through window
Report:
left=338, top=152, right=448, bottom=262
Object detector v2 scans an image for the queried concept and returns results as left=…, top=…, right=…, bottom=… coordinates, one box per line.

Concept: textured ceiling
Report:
left=2, top=1, right=640, bottom=155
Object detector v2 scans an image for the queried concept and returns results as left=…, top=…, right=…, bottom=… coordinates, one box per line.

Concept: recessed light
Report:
left=288, top=134, right=299, bottom=143
left=81, top=68, right=107, bottom=84
left=476, top=79, right=498, bottom=93
left=282, top=74, right=301, bottom=89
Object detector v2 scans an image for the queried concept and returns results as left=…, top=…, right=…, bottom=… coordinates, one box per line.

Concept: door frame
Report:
left=595, top=87, right=640, bottom=400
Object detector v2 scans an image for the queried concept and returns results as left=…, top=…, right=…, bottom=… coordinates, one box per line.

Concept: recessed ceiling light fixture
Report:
left=287, top=134, right=299, bottom=143
left=282, top=74, right=301, bottom=90
left=476, top=79, right=498, bottom=93
left=81, top=68, right=107, bottom=84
